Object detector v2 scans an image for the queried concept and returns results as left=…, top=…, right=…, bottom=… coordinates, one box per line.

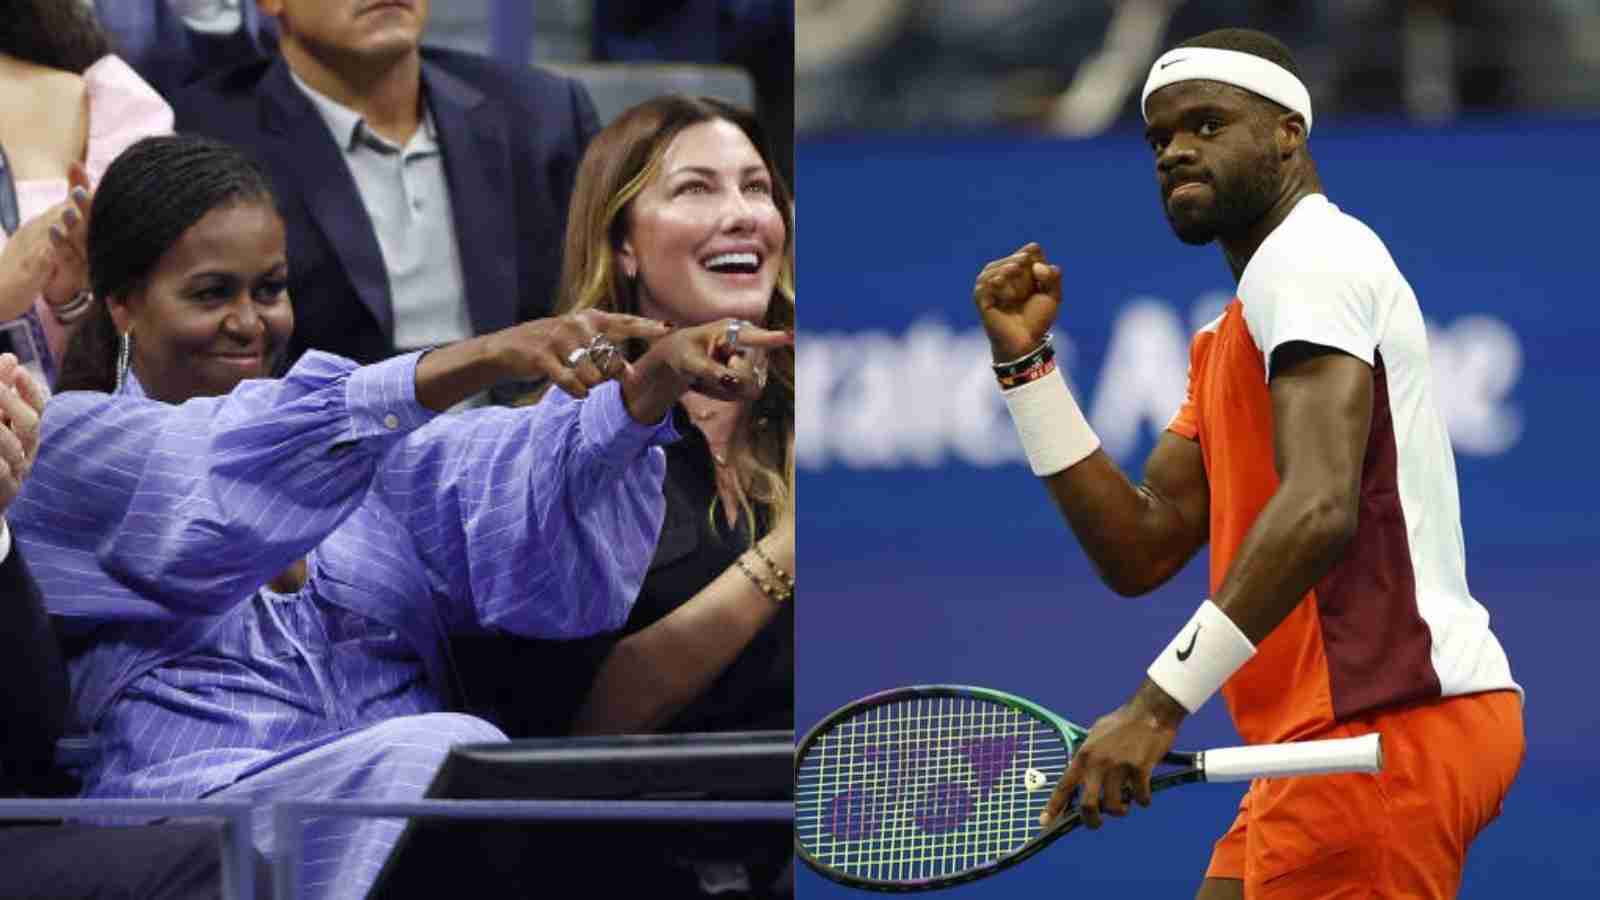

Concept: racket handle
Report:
left=1199, top=733, right=1382, bottom=783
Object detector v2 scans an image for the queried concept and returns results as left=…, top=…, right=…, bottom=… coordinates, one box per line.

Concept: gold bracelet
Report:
left=750, top=540, right=795, bottom=592
left=735, top=555, right=790, bottom=606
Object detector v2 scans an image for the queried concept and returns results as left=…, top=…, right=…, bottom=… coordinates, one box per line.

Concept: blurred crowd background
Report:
left=797, top=0, right=1600, bottom=135
left=425, top=0, right=794, bottom=177
left=98, top=0, right=794, bottom=178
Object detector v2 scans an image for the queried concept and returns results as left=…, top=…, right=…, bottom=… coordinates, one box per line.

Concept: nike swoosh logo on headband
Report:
left=1160, top=57, right=1189, bottom=69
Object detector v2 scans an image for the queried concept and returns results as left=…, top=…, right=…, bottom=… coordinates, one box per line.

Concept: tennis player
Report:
left=972, top=28, right=1523, bottom=899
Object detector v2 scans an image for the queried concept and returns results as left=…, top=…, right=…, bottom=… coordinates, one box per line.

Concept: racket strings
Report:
left=796, top=696, right=1069, bottom=883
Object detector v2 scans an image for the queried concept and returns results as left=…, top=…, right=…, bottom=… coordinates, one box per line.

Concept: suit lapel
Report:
left=258, top=59, right=395, bottom=341
left=424, top=61, right=519, bottom=335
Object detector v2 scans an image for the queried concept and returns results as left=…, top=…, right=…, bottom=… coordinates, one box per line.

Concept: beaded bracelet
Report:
left=996, top=354, right=1057, bottom=390
left=750, top=541, right=795, bottom=594
left=991, top=333, right=1054, bottom=379
left=735, top=555, right=790, bottom=605
left=992, top=334, right=1057, bottom=390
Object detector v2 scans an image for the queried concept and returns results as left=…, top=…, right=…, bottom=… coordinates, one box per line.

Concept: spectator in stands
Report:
left=566, top=96, right=795, bottom=737
left=11, top=133, right=787, bottom=900
left=0, top=0, right=172, bottom=386
left=458, top=96, right=794, bottom=742
left=168, top=0, right=602, bottom=402
left=0, top=353, right=225, bottom=900
left=457, top=95, right=795, bottom=900
left=93, top=0, right=273, bottom=99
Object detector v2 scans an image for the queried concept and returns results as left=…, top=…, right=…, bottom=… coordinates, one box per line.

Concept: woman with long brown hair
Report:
left=556, top=94, right=796, bottom=737
left=460, top=95, right=796, bottom=748
left=446, top=87, right=800, bottom=900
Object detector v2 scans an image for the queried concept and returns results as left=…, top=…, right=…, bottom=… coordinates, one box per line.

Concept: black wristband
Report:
left=992, top=333, right=1055, bottom=379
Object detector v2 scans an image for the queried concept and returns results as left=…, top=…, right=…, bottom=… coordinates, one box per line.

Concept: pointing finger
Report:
left=586, top=310, right=674, bottom=342
left=730, top=325, right=793, bottom=349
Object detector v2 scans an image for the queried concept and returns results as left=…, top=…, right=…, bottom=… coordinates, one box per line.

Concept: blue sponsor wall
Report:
left=797, top=120, right=1600, bottom=897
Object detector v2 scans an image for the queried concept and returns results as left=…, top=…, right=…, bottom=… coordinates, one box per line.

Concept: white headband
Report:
left=1141, top=47, right=1313, bottom=134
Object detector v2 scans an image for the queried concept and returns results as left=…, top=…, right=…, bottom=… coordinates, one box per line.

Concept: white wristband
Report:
left=1146, top=599, right=1256, bottom=714
left=1002, top=366, right=1100, bottom=477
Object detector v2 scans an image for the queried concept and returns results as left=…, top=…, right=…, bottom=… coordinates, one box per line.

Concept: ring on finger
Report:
left=586, top=334, right=618, bottom=372
left=564, top=346, right=590, bottom=369
left=723, top=319, right=745, bottom=353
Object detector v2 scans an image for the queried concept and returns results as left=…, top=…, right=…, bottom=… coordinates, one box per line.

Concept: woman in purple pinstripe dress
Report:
left=10, top=134, right=788, bottom=899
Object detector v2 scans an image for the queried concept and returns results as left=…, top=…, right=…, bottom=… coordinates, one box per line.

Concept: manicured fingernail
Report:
left=719, top=374, right=740, bottom=388
left=63, top=210, right=79, bottom=227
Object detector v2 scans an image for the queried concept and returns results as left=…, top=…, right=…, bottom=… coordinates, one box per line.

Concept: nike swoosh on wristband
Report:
left=1176, top=625, right=1201, bottom=661
left=1160, top=57, right=1189, bottom=69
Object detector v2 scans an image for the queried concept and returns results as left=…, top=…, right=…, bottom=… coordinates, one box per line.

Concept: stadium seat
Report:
left=544, top=62, right=758, bottom=123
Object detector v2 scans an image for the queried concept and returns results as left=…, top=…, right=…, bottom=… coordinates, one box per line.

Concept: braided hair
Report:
left=56, top=135, right=278, bottom=393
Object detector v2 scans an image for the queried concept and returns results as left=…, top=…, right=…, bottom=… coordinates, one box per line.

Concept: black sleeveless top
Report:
left=452, top=405, right=793, bottom=736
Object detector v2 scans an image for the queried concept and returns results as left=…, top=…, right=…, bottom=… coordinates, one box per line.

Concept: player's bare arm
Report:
left=974, top=243, right=1209, bottom=596
left=1050, top=435, right=1208, bottom=596
left=1209, top=343, right=1372, bottom=640
left=1044, top=341, right=1374, bottom=830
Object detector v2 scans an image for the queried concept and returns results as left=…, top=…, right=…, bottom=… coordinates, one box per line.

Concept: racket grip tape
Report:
left=1199, top=733, right=1383, bottom=783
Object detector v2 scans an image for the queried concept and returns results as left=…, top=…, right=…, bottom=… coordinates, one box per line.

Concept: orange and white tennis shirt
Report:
left=1167, top=193, right=1520, bottom=745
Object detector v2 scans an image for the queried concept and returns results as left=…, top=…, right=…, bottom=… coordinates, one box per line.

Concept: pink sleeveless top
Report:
left=3, top=55, right=174, bottom=383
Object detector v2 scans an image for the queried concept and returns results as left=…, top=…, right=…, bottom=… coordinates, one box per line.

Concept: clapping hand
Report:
left=0, top=163, right=93, bottom=321
left=0, top=353, right=46, bottom=514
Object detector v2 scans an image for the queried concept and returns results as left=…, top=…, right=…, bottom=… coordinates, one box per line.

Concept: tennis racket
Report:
left=795, top=684, right=1382, bottom=892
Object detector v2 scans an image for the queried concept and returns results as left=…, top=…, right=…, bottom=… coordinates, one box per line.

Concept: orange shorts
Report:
left=1204, top=690, right=1523, bottom=898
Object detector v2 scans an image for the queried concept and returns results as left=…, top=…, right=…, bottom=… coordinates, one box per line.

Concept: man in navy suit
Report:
left=169, top=0, right=600, bottom=394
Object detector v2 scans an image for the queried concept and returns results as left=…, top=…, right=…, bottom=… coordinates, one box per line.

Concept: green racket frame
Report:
left=795, top=684, right=1205, bottom=892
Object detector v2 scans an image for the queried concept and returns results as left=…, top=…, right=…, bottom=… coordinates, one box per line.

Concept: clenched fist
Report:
left=972, top=242, right=1062, bottom=362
